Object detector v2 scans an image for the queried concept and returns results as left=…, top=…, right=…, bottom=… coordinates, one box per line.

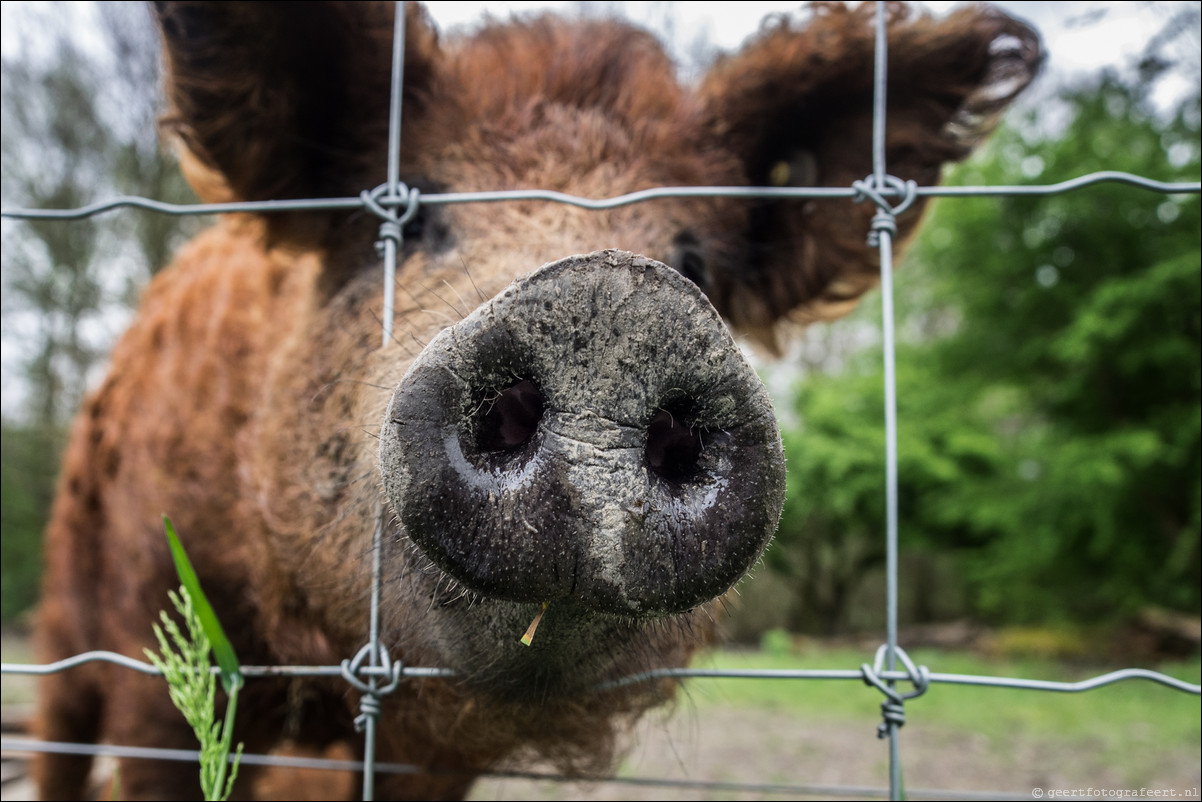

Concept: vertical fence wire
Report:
left=365, top=4, right=407, bottom=797
left=870, top=5, right=905, bottom=796
left=376, top=1, right=407, bottom=350
left=361, top=513, right=385, bottom=801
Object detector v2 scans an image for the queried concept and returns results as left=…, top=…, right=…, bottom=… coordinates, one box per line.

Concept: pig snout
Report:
left=380, top=250, right=785, bottom=616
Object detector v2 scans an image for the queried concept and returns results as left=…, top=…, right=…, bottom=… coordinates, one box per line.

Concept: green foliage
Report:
left=2, top=3, right=200, bottom=428
left=908, top=72, right=1201, bottom=622
left=759, top=628, right=796, bottom=657
left=144, top=588, right=243, bottom=802
left=145, top=519, right=245, bottom=801
left=771, top=72, right=1201, bottom=629
left=1, top=2, right=203, bottom=624
left=0, top=423, right=64, bottom=621
left=163, top=517, right=244, bottom=695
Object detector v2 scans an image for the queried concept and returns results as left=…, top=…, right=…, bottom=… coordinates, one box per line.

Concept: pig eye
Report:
left=645, top=407, right=704, bottom=482
left=670, top=235, right=708, bottom=290
left=474, top=379, right=545, bottom=454
left=402, top=207, right=426, bottom=240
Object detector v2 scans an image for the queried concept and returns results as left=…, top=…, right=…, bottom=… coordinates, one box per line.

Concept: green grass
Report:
left=683, top=645, right=1201, bottom=789
left=0, top=629, right=36, bottom=708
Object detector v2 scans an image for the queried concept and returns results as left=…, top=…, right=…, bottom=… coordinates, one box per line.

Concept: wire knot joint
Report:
left=340, top=641, right=403, bottom=732
left=852, top=174, right=917, bottom=246
left=860, top=644, right=930, bottom=739
left=361, top=183, right=422, bottom=254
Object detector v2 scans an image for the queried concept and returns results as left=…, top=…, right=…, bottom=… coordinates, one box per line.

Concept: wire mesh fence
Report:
left=2, top=1, right=1200, bottom=800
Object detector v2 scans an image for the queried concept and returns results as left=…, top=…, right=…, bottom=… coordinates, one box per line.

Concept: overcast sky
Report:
left=418, top=1, right=1200, bottom=107
left=1, top=2, right=1197, bottom=116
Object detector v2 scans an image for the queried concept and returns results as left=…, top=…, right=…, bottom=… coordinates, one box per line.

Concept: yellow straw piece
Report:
left=520, top=601, right=549, bottom=646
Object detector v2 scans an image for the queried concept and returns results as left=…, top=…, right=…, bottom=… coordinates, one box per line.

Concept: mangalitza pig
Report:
left=33, top=2, right=1041, bottom=799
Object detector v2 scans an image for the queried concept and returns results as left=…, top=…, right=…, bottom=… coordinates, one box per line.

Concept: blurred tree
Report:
left=0, top=423, right=60, bottom=622
left=769, top=66, right=1200, bottom=631
left=909, top=67, right=1200, bottom=623
left=1, top=2, right=199, bottom=621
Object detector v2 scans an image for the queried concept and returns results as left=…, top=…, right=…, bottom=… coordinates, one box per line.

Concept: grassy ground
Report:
left=697, top=647, right=1199, bottom=787
left=470, top=646, right=1200, bottom=800
left=696, top=646, right=1200, bottom=755
left=0, top=630, right=33, bottom=709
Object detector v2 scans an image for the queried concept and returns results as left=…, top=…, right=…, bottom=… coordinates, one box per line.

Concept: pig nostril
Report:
left=646, top=408, right=704, bottom=482
left=475, top=379, right=544, bottom=454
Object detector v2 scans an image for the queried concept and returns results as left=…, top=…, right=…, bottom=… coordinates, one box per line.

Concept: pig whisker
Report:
left=417, top=279, right=468, bottom=322
left=398, top=283, right=458, bottom=330
left=327, top=378, right=394, bottom=391
left=697, top=600, right=722, bottom=626
left=326, top=420, right=380, bottom=439
left=417, top=306, right=460, bottom=327
left=347, top=467, right=377, bottom=487
left=459, top=256, right=488, bottom=304
left=442, top=279, right=471, bottom=318
left=366, top=307, right=425, bottom=355
left=428, top=574, right=450, bottom=611
left=402, top=327, right=430, bottom=350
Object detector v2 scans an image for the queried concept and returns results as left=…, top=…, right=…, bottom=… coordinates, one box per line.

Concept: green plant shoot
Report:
left=144, top=516, right=245, bottom=801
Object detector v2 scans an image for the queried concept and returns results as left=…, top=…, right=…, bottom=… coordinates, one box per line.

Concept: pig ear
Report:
left=154, top=1, right=443, bottom=246
left=698, top=2, right=1042, bottom=349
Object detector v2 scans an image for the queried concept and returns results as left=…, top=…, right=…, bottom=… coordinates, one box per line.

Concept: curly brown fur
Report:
left=35, top=3, right=1040, bottom=799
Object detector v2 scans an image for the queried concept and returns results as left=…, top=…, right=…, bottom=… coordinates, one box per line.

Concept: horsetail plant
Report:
left=144, top=516, right=244, bottom=801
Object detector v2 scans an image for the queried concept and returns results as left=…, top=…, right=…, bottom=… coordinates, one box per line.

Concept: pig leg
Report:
left=100, top=672, right=209, bottom=799
left=101, top=671, right=286, bottom=800
left=32, top=662, right=102, bottom=799
left=372, top=772, right=478, bottom=802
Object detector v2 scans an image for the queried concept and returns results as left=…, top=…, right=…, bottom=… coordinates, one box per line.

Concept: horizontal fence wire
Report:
left=2, top=0, right=1200, bottom=799
left=2, top=171, right=1199, bottom=222
left=0, top=737, right=1047, bottom=801
left=3, top=653, right=1200, bottom=693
